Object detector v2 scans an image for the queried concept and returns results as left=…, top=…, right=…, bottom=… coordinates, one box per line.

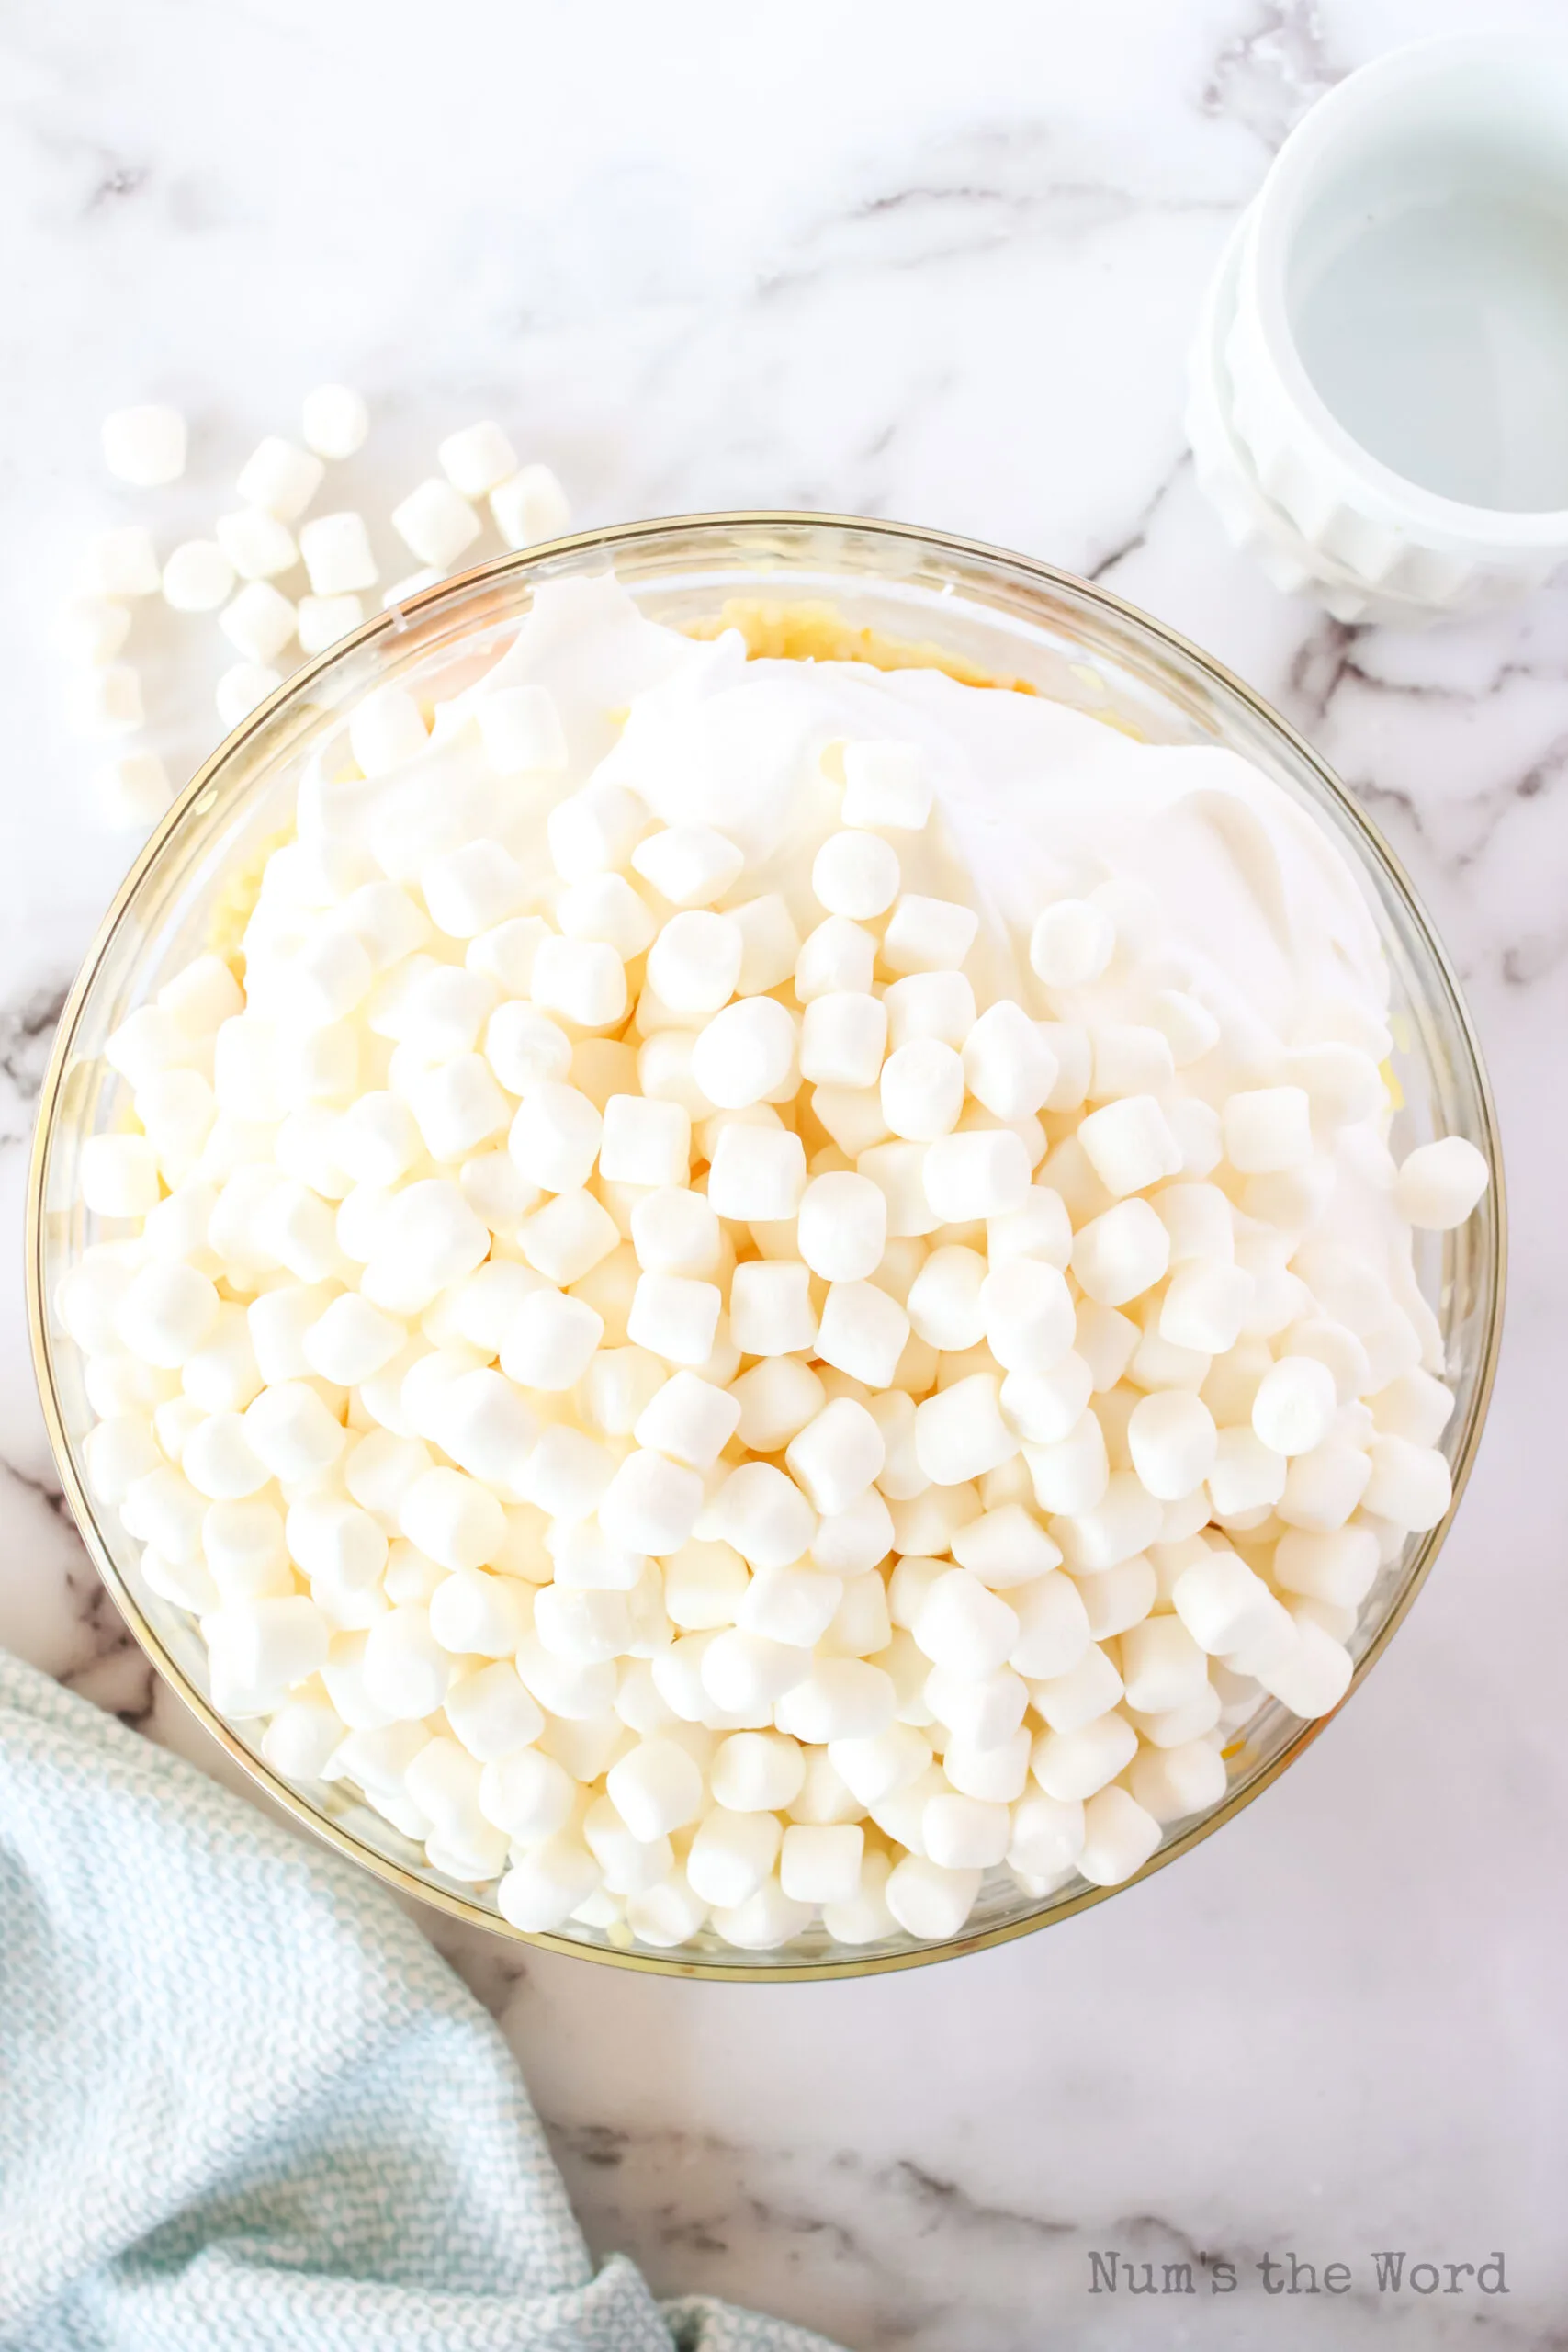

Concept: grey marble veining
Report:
left=2, top=1, right=1566, bottom=2344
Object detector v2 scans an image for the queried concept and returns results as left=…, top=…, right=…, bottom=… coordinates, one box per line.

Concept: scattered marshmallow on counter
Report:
left=64, top=566, right=1487, bottom=1958
left=63, top=389, right=572, bottom=841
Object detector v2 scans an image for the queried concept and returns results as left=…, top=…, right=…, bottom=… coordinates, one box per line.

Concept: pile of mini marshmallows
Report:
left=63, top=687, right=1491, bottom=1950
left=59, top=395, right=570, bottom=829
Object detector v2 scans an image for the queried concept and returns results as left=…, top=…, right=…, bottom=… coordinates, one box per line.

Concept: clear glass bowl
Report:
left=28, top=514, right=1506, bottom=1980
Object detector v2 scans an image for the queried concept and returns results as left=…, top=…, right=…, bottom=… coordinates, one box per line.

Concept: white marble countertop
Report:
left=3, top=2, right=1565, bottom=2344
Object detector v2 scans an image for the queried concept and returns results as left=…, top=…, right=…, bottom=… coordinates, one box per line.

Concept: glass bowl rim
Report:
left=26, top=509, right=1508, bottom=1982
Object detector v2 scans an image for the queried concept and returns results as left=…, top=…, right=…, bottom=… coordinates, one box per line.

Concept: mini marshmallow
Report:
left=816, top=1281, right=909, bottom=1389
left=439, top=421, right=519, bottom=499
left=706, top=1123, right=805, bottom=1223
left=1224, top=1086, right=1314, bottom=1174
left=630, top=1370, right=737, bottom=1469
left=799, top=991, right=887, bottom=1090
left=631, top=824, right=745, bottom=908
left=1076, top=1785, right=1161, bottom=1886
left=302, top=1294, right=405, bottom=1387
left=219, top=581, right=297, bottom=667
left=961, top=1001, right=1057, bottom=1121
left=1127, top=1389, right=1217, bottom=1500
left=80, top=526, right=161, bottom=599
left=647, top=909, right=743, bottom=1013
left=391, top=480, right=481, bottom=570
left=710, top=1460, right=817, bottom=1570
left=479, top=1743, right=577, bottom=1846
left=1170, top=1545, right=1290, bottom=1663
left=399, top=1466, right=505, bottom=1571
left=1029, top=899, right=1113, bottom=989
left=739, top=1564, right=844, bottom=1649
left=784, top=1397, right=885, bottom=1517
left=883, top=1855, right=981, bottom=1940
left=1251, top=1355, right=1337, bottom=1457
left=793, top=1170, right=886, bottom=1284
left=301, top=384, right=368, bottom=460
left=445, top=1661, right=545, bottom=1762
left=1361, top=1434, right=1452, bottom=1532
left=162, top=537, right=236, bottom=612
left=1117, top=1614, right=1209, bottom=1714
left=497, top=1838, right=602, bottom=1931
left=691, top=997, right=796, bottom=1111
left=1030, top=1640, right=1125, bottom=1733
left=857, top=1143, right=937, bottom=1239
left=1395, top=1136, right=1489, bottom=1230
left=1256, top=1616, right=1353, bottom=1717
left=911, top=1568, right=1019, bottom=1679
left=483, top=1002, right=570, bottom=1096
left=629, top=1188, right=721, bottom=1281
left=215, top=508, right=297, bottom=582
left=908, top=1247, right=987, bottom=1351
left=499, top=1286, right=603, bottom=1390
left=517, top=1190, right=618, bottom=1286
left=1128, top=1737, right=1227, bottom=1824
left=776, top=1659, right=895, bottom=1744
left=795, top=916, right=877, bottom=1002
left=776, top=1821, right=862, bottom=1905
left=812, top=830, right=899, bottom=921
left=882, top=895, right=979, bottom=977
left=531, top=935, right=627, bottom=1029
left=728, top=1260, right=817, bottom=1358
left=206, top=1594, right=327, bottom=1699
left=922, top=1130, right=1032, bottom=1224
left=102, top=403, right=186, bottom=486
left=559, top=874, right=656, bottom=959
left=81, top=1134, right=163, bottom=1219
left=686, top=1806, right=783, bottom=1908
left=422, top=839, right=526, bottom=937
left=884, top=971, right=974, bottom=1052
left=1160, top=1261, right=1254, bottom=1355
left=1031, top=1711, right=1138, bottom=1803
left=699, top=1629, right=810, bottom=1716
left=236, top=435, right=323, bottom=521
left=1071, top=1200, right=1170, bottom=1308
left=881, top=1039, right=964, bottom=1142
left=509, top=1084, right=603, bottom=1193
left=491, top=464, right=571, bottom=550
left=1077, top=1095, right=1182, bottom=1201
left=980, top=1259, right=1075, bottom=1376
left=1021, top=1408, right=1110, bottom=1517
left=951, top=1505, right=1062, bottom=1589
left=1007, top=1571, right=1094, bottom=1681
left=599, top=1448, right=704, bottom=1555
left=626, top=1272, right=722, bottom=1368
left=660, top=1539, right=749, bottom=1632
left=243, top=1383, right=346, bottom=1483
left=535, top=1586, right=632, bottom=1664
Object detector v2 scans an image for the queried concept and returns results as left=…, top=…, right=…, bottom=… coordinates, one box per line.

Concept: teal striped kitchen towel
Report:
left=0, top=1651, right=843, bottom=2352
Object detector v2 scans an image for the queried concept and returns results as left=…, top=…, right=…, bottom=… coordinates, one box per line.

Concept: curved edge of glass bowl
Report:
left=25, top=510, right=1508, bottom=1982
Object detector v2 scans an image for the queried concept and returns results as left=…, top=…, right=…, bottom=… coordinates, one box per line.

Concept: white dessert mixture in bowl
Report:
left=30, top=515, right=1502, bottom=1974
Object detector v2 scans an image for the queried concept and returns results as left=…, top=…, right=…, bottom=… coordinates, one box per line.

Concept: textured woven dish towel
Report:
left=0, top=1651, right=844, bottom=2352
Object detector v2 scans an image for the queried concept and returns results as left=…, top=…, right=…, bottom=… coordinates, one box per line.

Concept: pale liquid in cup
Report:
left=1292, top=193, right=1568, bottom=512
